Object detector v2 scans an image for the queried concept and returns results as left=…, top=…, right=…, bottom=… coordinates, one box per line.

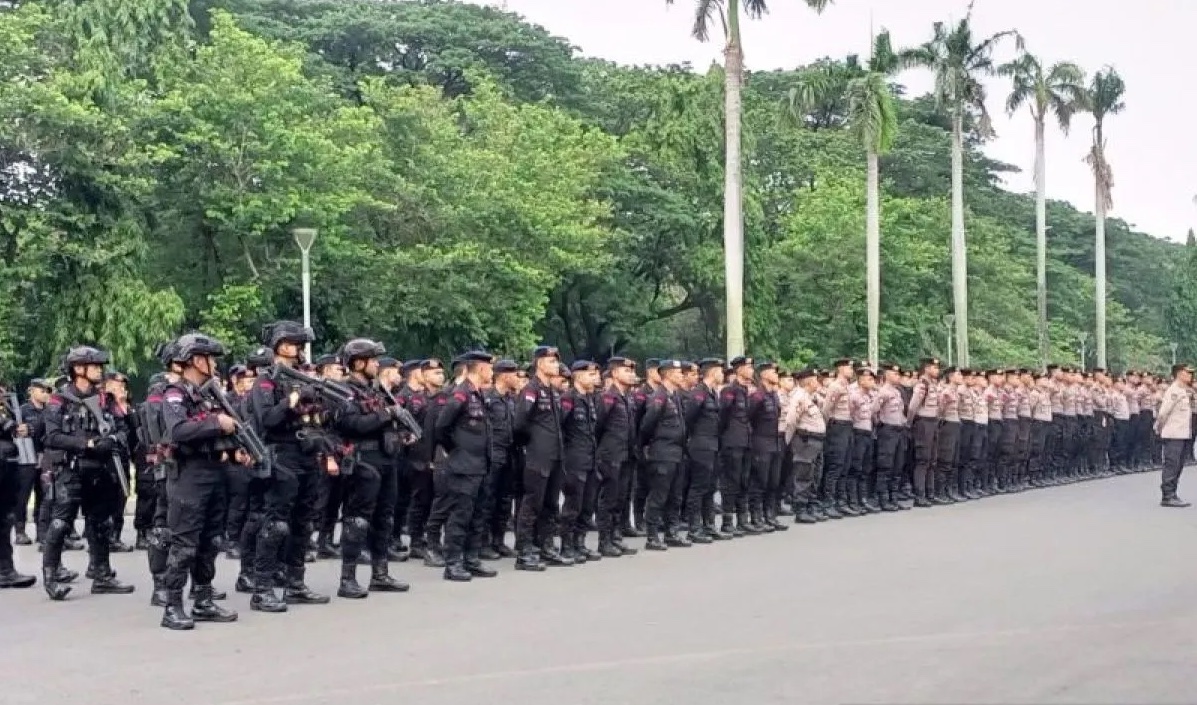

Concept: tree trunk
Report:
left=721, top=8, right=746, bottom=359
left=950, top=112, right=969, bottom=367
left=1095, top=178, right=1107, bottom=369
left=866, top=148, right=880, bottom=366
left=1034, top=117, right=1048, bottom=370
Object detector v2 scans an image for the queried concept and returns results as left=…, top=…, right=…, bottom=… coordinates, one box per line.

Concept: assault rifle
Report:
left=377, top=383, right=423, bottom=442
left=272, top=363, right=354, bottom=408
left=77, top=394, right=130, bottom=498
left=6, top=393, right=36, bottom=465
left=198, top=378, right=272, bottom=479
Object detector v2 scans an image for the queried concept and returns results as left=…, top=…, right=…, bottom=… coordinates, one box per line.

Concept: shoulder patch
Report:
left=164, top=390, right=185, bottom=404
left=48, top=395, right=63, bottom=407
left=453, top=391, right=468, bottom=403
left=258, top=380, right=275, bottom=390
left=436, top=395, right=448, bottom=405
left=523, top=389, right=537, bottom=402
left=652, top=395, right=666, bottom=406
left=750, top=390, right=764, bottom=400
left=692, top=391, right=705, bottom=401
left=561, top=397, right=575, bottom=411
left=720, top=389, right=735, bottom=400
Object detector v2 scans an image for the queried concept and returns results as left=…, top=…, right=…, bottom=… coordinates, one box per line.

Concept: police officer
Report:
left=142, top=343, right=184, bottom=606
left=41, top=346, right=135, bottom=600
left=682, top=358, right=723, bottom=542
left=872, top=363, right=906, bottom=512
left=480, top=360, right=519, bottom=558
left=595, top=357, right=639, bottom=556
left=906, top=358, right=941, bottom=507
left=1155, top=363, right=1193, bottom=507
left=433, top=351, right=498, bottom=581
left=334, top=339, right=411, bottom=597
left=246, top=320, right=329, bottom=612
left=821, top=359, right=855, bottom=518
left=407, top=359, right=446, bottom=566
left=513, top=346, right=565, bottom=571
left=560, top=360, right=600, bottom=562
left=748, top=362, right=785, bottom=530
left=718, top=356, right=754, bottom=535
left=102, top=371, right=136, bottom=552
left=847, top=365, right=877, bottom=514
left=10, top=378, right=51, bottom=547
left=0, top=385, right=34, bottom=588
left=783, top=368, right=826, bottom=523
left=157, top=333, right=241, bottom=630
left=638, top=360, right=687, bottom=551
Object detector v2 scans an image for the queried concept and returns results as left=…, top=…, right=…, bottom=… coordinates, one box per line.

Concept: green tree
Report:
left=664, top=0, right=833, bottom=358
left=901, top=2, right=1022, bottom=367
left=999, top=51, right=1084, bottom=369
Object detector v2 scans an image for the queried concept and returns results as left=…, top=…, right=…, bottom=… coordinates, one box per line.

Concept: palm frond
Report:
left=743, top=0, right=770, bottom=19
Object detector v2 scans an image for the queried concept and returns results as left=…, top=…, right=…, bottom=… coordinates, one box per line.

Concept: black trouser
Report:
left=934, top=421, right=960, bottom=495
left=43, top=463, right=122, bottom=577
left=223, top=463, right=251, bottom=541
left=1137, top=411, right=1154, bottom=467
left=595, top=457, right=626, bottom=534
left=1161, top=438, right=1187, bottom=499
left=405, top=462, right=435, bottom=548
left=958, top=422, right=982, bottom=492
left=684, top=449, right=717, bottom=529
left=339, top=452, right=384, bottom=567
left=665, top=459, right=689, bottom=532
left=251, top=449, right=320, bottom=587
left=778, top=447, right=795, bottom=503
left=986, top=420, right=1003, bottom=487
left=483, top=452, right=513, bottom=544
left=718, top=447, right=749, bottom=518
left=848, top=430, right=873, bottom=500
left=1091, top=414, right=1110, bottom=471
left=790, top=433, right=824, bottom=507
left=9, top=463, right=39, bottom=537
left=1028, top=420, right=1049, bottom=478
left=559, top=462, right=593, bottom=539
left=822, top=422, right=853, bottom=504
left=514, top=458, right=560, bottom=553
left=432, top=470, right=486, bottom=563
left=643, top=461, right=677, bottom=533
left=162, top=460, right=227, bottom=592
left=107, top=458, right=131, bottom=543
left=616, top=455, right=634, bottom=530
left=133, top=468, right=157, bottom=533
left=1077, top=416, right=1094, bottom=473
left=1046, top=419, right=1063, bottom=475
left=314, top=471, right=342, bottom=537
left=911, top=417, right=938, bottom=498
left=874, top=424, right=904, bottom=499
left=0, top=462, right=19, bottom=569
left=1015, top=418, right=1032, bottom=482
left=633, top=456, right=650, bottom=527
left=393, top=458, right=412, bottom=542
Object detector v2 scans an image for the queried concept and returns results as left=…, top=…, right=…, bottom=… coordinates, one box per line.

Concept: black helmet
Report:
left=172, top=333, right=226, bottom=362
left=340, top=338, right=386, bottom=363
left=64, top=346, right=110, bottom=367
left=247, top=346, right=273, bottom=369
left=154, top=340, right=179, bottom=368
left=261, top=320, right=314, bottom=350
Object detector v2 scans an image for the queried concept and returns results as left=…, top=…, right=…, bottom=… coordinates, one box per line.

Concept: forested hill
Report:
left=0, top=0, right=1181, bottom=377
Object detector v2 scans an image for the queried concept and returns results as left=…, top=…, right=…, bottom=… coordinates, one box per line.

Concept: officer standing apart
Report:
left=1154, top=363, right=1193, bottom=508
left=638, top=360, right=687, bottom=551
left=681, top=358, right=723, bottom=542
left=513, top=346, right=564, bottom=571
left=41, top=346, right=135, bottom=600
left=434, top=351, right=498, bottom=581
left=157, top=333, right=241, bottom=630
left=783, top=368, right=826, bottom=523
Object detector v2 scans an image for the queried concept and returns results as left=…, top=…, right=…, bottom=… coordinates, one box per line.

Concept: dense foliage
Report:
left=0, top=0, right=1183, bottom=379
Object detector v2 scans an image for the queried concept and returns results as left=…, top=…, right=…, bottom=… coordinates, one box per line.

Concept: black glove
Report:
left=92, top=436, right=115, bottom=454
left=299, top=386, right=321, bottom=404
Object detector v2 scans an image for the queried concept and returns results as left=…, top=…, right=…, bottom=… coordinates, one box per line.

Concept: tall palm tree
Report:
left=999, top=52, right=1085, bottom=369
left=784, top=31, right=898, bottom=365
left=901, top=3, right=1021, bottom=367
left=1080, top=67, right=1125, bottom=369
left=665, top=0, right=832, bottom=358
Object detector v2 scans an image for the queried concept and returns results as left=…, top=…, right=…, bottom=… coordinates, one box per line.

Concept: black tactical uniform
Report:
left=9, top=384, right=48, bottom=546
left=246, top=321, right=329, bottom=612
left=157, top=333, right=239, bottom=630
left=0, top=389, right=33, bottom=588
left=403, top=360, right=441, bottom=562
left=718, top=359, right=753, bottom=534
left=41, top=346, right=135, bottom=600
left=638, top=363, right=688, bottom=550
left=513, top=347, right=565, bottom=570
left=335, top=339, right=410, bottom=598
left=747, top=373, right=784, bottom=531
left=595, top=359, right=638, bottom=557
left=433, top=354, right=496, bottom=581
left=682, top=362, right=723, bottom=542
left=482, top=366, right=517, bottom=557
left=559, top=361, right=600, bottom=562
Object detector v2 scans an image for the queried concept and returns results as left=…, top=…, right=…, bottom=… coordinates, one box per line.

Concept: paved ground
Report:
left=4, top=472, right=1197, bottom=705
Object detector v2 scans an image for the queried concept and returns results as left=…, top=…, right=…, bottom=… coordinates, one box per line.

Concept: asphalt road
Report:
left=3, top=472, right=1197, bottom=705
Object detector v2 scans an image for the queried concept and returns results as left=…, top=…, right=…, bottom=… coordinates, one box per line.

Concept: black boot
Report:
left=598, top=531, right=623, bottom=557
left=160, top=590, right=195, bottom=631
left=422, top=545, right=448, bottom=568
left=0, top=562, right=35, bottom=589
left=611, top=530, right=638, bottom=556
left=622, top=522, right=645, bottom=538
left=464, top=556, right=498, bottom=578
left=337, top=563, right=369, bottom=599
left=540, top=539, right=574, bottom=567
left=188, top=583, right=227, bottom=601
left=134, top=530, right=149, bottom=551
left=42, top=566, right=71, bottom=600
left=719, top=514, right=737, bottom=539
left=514, top=547, right=546, bottom=571
left=150, top=575, right=170, bottom=608
left=645, top=530, right=668, bottom=551
left=794, top=503, right=819, bottom=523
left=13, top=527, right=31, bottom=546
left=249, top=584, right=288, bottom=612
left=192, top=584, right=238, bottom=622
left=91, top=572, right=135, bottom=595
left=443, top=559, right=473, bottom=582
left=284, top=567, right=330, bottom=604
left=738, top=512, right=761, bottom=534
left=316, top=531, right=338, bottom=559
left=559, top=534, right=579, bottom=563
left=369, top=561, right=411, bottom=592
left=575, top=532, right=602, bottom=561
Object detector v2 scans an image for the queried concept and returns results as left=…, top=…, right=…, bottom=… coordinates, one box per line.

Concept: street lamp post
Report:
left=293, top=227, right=318, bottom=362
left=944, top=314, right=955, bottom=367
left=1171, top=342, right=1179, bottom=366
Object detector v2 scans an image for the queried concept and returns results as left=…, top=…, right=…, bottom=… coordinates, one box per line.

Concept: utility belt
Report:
left=794, top=430, right=825, bottom=441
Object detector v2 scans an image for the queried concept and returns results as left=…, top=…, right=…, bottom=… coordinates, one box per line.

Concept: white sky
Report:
left=481, top=0, right=1196, bottom=241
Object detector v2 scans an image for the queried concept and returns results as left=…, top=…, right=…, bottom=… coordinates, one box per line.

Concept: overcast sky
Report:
left=481, top=0, right=1194, bottom=242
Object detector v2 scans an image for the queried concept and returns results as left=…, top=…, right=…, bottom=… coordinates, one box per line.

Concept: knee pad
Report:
left=149, top=527, right=172, bottom=550
left=168, top=545, right=198, bottom=564
left=264, top=520, right=290, bottom=541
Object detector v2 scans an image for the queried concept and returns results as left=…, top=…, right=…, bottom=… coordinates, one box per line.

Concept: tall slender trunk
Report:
left=1095, top=180, right=1107, bottom=369
left=722, top=24, right=746, bottom=359
left=866, top=148, right=880, bottom=366
left=950, top=112, right=969, bottom=367
left=1034, top=117, right=1048, bottom=369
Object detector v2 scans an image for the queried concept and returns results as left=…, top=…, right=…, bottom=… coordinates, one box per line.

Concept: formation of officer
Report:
left=0, top=341, right=1188, bottom=630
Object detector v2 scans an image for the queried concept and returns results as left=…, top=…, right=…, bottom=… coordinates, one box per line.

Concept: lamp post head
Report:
left=293, top=227, right=318, bottom=252
left=943, top=314, right=955, bottom=327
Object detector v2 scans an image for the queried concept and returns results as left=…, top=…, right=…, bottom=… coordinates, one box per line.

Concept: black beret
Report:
left=558, top=363, right=572, bottom=379
left=570, top=360, right=599, bottom=373
left=532, top=345, right=560, bottom=360
left=832, top=358, right=853, bottom=369
left=377, top=357, right=400, bottom=370
left=104, top=371, right=128, bottom=383
left=681, top=361, right=697, bottom=372
left=795, top=367, right=817, bottom=381
left=494, top=359, right=520, bottom=374
left=607, top=356, right=636, bottom=370
left=227, top=364, right=249, bottom=378
left=879, top=362, right=901, bottom=374
left=1172, top=363, right=1192, bottom=376
left=658, top=359, right=683, bottom=371
left=645, top=358, right=660, bottom=369
left=943, top=366, right=958, bottom=376
left=313, top=354, right=339, bottom=367
left=421, top=358, right=443, bottom=371
left=28, top=378, right=53, bottom=391
left=698, top=357, right=724, bottom=371
left=756, top=361, right=777, bottom=372
left=729, top=356, right=753, bottom=369
left=919, top=357, right=941, bottom=369
left=401, top=360, right=421, bottom=375
left=458, top=351, right=495, bottom=364
left=854, top=366, right=874, bottom=377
